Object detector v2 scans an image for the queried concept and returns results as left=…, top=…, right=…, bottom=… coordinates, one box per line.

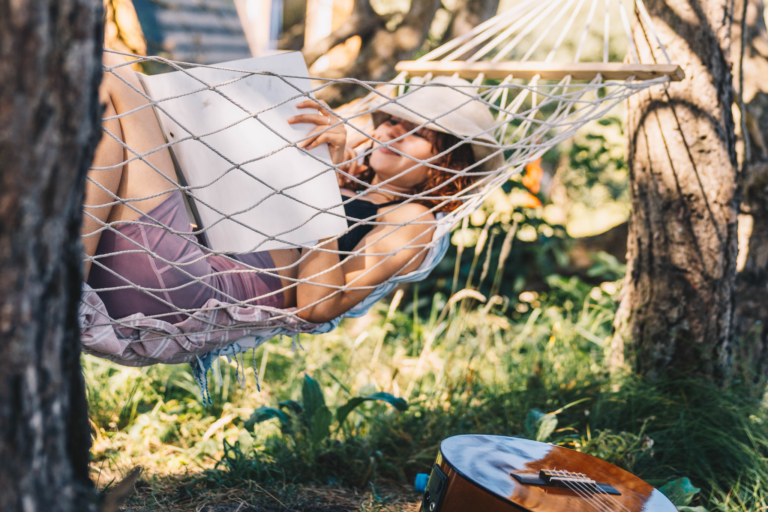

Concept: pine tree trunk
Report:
left=610, top=0, right=739, bottom=380
left=0, top=1, right=103, bottom=511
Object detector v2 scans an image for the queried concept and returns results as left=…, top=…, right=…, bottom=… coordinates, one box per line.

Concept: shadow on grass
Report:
left=178, top=374, right=768, bottom=512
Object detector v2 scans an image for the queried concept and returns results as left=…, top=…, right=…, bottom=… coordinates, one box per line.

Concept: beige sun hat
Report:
left=370, top=75, right=504, bottom=174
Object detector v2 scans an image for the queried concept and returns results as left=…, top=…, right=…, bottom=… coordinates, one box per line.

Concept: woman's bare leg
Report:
left=101, top=52, right=178, bottom=223
left=82, top=52, right=179, bottom=279
left=82, top=78, right=126, bottom=279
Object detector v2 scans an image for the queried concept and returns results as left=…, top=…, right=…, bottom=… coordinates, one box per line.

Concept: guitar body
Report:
left=419, top=435, right=677, bottom=512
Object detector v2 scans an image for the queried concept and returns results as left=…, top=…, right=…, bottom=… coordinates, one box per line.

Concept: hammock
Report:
left=81, top=0, right=681, bottom=395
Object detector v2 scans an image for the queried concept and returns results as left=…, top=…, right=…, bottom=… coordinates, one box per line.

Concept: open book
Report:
left=137, top=52, right=347, bottom=253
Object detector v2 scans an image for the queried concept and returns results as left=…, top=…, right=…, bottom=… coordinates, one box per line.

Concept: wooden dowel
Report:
left=394, top=61, right=685, bottom=81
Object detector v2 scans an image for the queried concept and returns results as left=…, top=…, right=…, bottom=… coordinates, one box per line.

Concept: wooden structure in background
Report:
left=235, top=0, right=284, bottom=56
left=395, top=61, right=686, bottom=81
left=132, top=0, right=251, bottom=63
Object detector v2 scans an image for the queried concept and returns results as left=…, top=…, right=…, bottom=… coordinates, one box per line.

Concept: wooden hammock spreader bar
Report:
left=394, top=61, right=685, bottom=81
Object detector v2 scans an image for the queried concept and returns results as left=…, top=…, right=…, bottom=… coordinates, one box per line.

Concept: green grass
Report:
left=86, top=270, right=768, bottom=511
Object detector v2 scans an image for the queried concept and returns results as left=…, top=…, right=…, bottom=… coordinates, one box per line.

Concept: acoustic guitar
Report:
left=418, top=435, right=677, bottom=512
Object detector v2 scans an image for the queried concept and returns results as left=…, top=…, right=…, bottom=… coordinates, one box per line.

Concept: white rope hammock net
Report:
left=80, top=0, right=679, bottom=387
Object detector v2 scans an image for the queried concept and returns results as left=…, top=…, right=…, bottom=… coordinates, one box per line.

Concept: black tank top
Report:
left=337, top=196, right=404, bottom=257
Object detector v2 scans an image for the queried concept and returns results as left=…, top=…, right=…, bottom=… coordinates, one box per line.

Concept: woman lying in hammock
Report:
left=83, top=53, right=501, bottom=326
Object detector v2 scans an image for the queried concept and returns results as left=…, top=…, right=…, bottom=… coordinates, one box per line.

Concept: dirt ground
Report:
left=121, top=479, right=422, bottom=512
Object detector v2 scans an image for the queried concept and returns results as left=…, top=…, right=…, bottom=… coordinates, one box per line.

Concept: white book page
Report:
left=138, top=52, right=347, bottom=253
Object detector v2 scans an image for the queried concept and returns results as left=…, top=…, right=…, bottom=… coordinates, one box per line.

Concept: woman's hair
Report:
left=339, top=129, right=477, bottom=213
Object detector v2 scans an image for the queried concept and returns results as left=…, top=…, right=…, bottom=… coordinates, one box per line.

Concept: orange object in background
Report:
left=518, top=158, right=543, bottom=208
left=523, top=158, right=543, bottom=194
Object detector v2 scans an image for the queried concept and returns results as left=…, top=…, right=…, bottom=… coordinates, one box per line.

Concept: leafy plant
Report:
left=526, top=409, right=559, bottom=442
left=574, top=427, right=655, bottom=473
left=245, top=374, right=407, bottom=447
left=526, top=399, right=591, bottom=442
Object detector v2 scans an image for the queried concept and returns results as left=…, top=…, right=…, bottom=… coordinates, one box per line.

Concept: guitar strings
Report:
left=561, top=478, right=616, bottom=512
left=570, top=468, right=634, bottom=512
left=553, top=469, right=617, bottom=512
left=563, top=477, right=617, bottom=512
left=564, top=471, right=625, bottom=512
left=537, top=468, right=635, bottom=512
left=591, top=481, right=634, bottom=512
left=563, top=469, right=632, bottom=512
left=559, top=469, right=626, bottom=512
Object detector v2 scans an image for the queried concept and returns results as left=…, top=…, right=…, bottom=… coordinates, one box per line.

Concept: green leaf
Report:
left=659, top=477, right=700, bottom=507
left=536, top=415, right=558, bottom=442
left=244, top=407, right=289, bottom=431
left=336, top=392, right=409, bottom=425
left=309, top=405, right=333, bottom=445
left=301, top=374, right=326, bottom=426
left=678, top=507, right=708, bottom=512
left=524, top=409, right=558, bottom=442
left=278, top=400, right=303, bottom=415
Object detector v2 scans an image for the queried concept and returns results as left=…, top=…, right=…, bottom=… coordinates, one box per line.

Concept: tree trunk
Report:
left=443, top=0, right=501, bottom=44
left=0, top=1, right=103, bottom=511
left=302, top=0, right=383, bottom=68
left=307, top=0, right=443, bottom=104
left=610, top=0, right=739, bottom=380
left=353, top=0, right=443, bottom=79
left=731, top=0, right=768, bottom=383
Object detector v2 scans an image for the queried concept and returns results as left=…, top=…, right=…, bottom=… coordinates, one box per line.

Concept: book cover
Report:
left=138, top=52, right=347, bottom=253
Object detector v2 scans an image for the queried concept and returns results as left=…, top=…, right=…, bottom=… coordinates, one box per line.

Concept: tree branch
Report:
left=442, top=0, right=500, bottom=44
left=302, top=0, right=384, bottom=67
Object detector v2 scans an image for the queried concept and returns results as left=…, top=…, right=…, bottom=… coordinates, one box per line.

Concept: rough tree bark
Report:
left=0, top=0, right=104, bottom=511
left=610, top=0, right=739, bottom=379
left=731, top=0, right=768, bottom=383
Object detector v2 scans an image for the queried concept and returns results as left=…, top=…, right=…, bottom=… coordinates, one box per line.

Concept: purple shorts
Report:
left=87, top=191, right=284, bottom=324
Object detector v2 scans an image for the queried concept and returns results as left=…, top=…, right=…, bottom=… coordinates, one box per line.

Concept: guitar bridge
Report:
left=511, top=469, right=621, bottom=495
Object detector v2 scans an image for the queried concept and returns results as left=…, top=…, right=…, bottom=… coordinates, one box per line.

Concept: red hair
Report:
left=339, top=130, right=477, bottom=213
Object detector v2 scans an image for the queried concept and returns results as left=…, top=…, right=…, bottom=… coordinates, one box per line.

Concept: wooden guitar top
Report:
left=429, top=435, right=677, bottom=512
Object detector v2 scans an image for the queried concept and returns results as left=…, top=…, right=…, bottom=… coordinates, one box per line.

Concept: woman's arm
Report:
left=295, top=204, right=435, bottom=323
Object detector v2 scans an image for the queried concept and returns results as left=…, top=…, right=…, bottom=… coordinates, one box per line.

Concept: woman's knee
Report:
left=100, top=53, right=146, bottom=109
left=102, top=51, right=126, bottom=68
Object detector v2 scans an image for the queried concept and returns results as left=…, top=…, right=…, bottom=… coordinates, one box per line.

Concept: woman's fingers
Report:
left=298, top=126, right=344, bottom=149
left=288, top=113, right=333, bottom=126
left=297, top=126, right=328, bottom=149
left=295, top=98, right=332, bottom=114
left=290, top=99, right=339, bottom=127
left=305, top=134, right=329, bottom=150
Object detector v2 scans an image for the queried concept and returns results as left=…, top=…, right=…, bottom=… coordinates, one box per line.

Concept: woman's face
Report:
left=369, top=117, right=437, bottom=189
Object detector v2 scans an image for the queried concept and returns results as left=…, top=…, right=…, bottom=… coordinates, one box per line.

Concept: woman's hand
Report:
left=288, top=99, right=346, bottom=165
